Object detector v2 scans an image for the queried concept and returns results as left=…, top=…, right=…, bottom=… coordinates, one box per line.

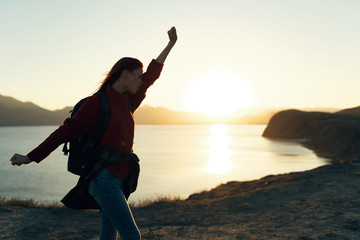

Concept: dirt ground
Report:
left=1, top=161, right=360, bottom=240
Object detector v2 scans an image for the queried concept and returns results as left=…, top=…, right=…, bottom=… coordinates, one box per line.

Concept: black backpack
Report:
left=62, top=91, right=134, bottom=176
left=62, top=91, right=111, bottom=175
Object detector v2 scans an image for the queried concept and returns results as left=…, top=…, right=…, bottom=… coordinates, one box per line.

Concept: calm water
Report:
left=0, top=125, right=329, bottom=204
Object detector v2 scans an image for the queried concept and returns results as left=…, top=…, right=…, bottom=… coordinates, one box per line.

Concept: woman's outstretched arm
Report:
left=155, top=27, right=177, bottom=64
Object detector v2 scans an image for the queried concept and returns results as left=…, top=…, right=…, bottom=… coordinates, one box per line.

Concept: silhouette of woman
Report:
left=10, top=27, right=177, bottom=240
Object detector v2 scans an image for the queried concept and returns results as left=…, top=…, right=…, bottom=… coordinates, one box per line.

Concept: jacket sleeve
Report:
left=27, top=95, right=100, bottom=163
left=130, top=59, right=164, bottom=111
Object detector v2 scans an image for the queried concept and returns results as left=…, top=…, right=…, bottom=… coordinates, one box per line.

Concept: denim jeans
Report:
left=89, top=168, right=141, bottom=240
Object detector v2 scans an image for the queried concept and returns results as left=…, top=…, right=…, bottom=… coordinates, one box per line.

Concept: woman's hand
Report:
left=10, top=154, right=32, bottom=166
left=168, top=27, right=177, bottom=46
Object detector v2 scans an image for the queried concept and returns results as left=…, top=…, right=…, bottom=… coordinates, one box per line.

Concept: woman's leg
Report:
left=89, top=168, right=141, bottom=240
left=100, top=212, right=117, bottom=240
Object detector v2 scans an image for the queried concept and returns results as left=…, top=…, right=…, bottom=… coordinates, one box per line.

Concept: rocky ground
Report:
left=1, top=161, right=359, bottom=240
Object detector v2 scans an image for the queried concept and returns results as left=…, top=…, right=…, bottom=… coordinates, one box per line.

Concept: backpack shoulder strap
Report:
left=88, top=91, right=111, bottom=145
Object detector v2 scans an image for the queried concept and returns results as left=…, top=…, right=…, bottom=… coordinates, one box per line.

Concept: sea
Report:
left=0, top=124, right=329, bottom=204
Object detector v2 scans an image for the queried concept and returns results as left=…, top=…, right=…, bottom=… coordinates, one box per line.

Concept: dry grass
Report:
left=0, top=195, right=63, bottom=209
left=130, top=195, right=182, bottom=208
left=0, top=194, right=182, bottom=209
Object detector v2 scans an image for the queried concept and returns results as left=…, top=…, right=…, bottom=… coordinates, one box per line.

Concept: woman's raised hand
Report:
left=167, top=27, right=177, bottom=46
left=10, top=154, right=32, bottom=166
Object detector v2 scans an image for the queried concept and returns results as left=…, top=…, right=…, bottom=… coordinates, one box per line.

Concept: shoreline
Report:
left=1, top=161, right=359, bottom=239
left=1, top=159, right=331, bottom=207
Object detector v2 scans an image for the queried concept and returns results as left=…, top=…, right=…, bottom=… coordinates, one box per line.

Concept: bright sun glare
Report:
left=203, top=124, right=233, bottom=174
left=185, top=71, right=254, bottom=116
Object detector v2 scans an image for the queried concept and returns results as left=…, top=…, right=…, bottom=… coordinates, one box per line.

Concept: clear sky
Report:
left=1, top=0, right=359, bottom=115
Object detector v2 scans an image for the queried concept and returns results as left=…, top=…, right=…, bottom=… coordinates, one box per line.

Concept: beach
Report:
left=1, top=161, right=359, bottom=240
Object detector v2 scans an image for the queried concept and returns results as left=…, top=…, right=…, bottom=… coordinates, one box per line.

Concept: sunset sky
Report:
left=1, top=0, right=359, bottom=116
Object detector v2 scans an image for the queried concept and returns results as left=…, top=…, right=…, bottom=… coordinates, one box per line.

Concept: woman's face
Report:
left=124, top=68, right=143, bottom=94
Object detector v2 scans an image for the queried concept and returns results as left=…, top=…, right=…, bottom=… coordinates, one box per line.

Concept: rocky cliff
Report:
left=262, top=107, right=360, bottom=162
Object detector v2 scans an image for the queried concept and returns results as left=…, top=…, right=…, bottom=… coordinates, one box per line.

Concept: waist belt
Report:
left=86, top=145, right=139, bottom=179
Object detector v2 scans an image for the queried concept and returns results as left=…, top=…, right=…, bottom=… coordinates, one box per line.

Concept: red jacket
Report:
left=28, top=59, right=163, bottom=178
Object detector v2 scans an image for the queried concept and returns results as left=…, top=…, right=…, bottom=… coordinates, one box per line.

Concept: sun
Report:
left=185, top=71, right=254, bottom=116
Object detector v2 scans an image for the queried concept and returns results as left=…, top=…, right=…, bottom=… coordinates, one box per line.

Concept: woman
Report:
left=10, top=27, right=177, bottom=240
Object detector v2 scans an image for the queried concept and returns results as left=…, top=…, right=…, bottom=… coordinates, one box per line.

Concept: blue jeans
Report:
left=89, top=168, right=141, bottom=240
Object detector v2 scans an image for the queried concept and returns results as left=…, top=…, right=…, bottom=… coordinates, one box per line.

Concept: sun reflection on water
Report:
left=203, top=124, right=233, bottom=174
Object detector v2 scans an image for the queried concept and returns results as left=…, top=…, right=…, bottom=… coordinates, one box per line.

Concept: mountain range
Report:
left=0, top=95, right=71, bottom=126
left=0, top=94, right=316, bottom=126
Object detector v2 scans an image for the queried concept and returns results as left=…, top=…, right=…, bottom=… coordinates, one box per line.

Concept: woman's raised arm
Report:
left=155, top=27, right=177, bottom=64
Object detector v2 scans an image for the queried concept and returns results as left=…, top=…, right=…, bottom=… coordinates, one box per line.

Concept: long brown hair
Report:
left=97, top=57, right=143, bottom=92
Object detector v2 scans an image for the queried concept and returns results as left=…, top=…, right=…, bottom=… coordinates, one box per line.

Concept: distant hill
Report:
left=134, top=105, right=274, bottom=124
left=263, top=106, right=360, bottom=162
left=0, top=94, right=272, bottom=126
left=134, top=105, right=211, bottom=124
left=335, top=105, right=360, bottom=117
left=0, top=95, right=71, bottom=126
